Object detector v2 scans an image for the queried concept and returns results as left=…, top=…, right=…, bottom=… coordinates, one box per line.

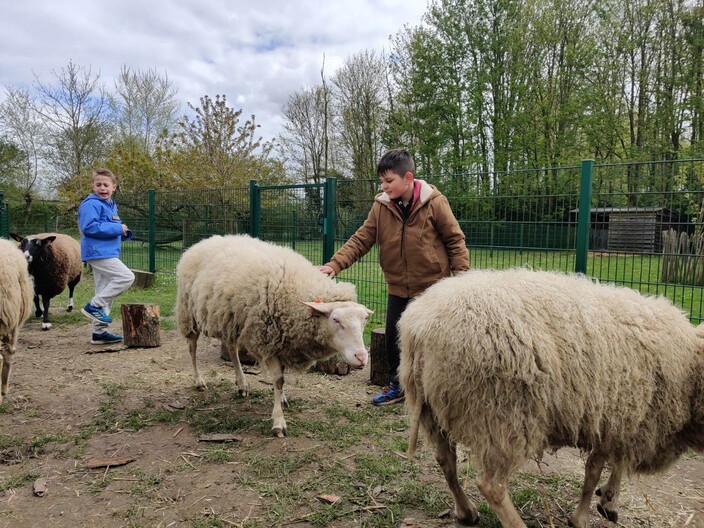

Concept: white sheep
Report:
left=0, top=238, right=34, bottom=404
left=176, top=234, right=372, bottom=437
left=11, top=233, right=82, bottom=330
left=399, top=268, right=704, bottom=528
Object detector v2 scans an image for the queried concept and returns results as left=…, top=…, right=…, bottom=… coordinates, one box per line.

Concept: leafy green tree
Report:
left=157, top=94, right=282, bottom=189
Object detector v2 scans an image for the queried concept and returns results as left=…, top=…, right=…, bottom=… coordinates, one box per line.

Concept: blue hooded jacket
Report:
left=78, top=194, right=133, bottom=261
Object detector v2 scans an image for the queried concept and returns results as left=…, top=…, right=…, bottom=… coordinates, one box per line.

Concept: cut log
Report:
left=121, top=303, right=161, bottom=347
left=369, top=327, right=389, bottom=386
left=130, top=269, right=155, bottom=289
left=313, top=356, right=351, bottom=376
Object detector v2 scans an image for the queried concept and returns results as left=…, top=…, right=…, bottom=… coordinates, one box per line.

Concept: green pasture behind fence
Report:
left=3, top=158, right=704, bottom=324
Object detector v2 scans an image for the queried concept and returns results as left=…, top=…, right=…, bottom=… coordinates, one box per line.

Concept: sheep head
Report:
left=11, top=234, right=57, bottom=266
left=301, top=300, right=372, bottom=368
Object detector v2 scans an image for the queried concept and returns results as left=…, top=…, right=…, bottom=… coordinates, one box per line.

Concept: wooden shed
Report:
left=570, top=207, right=674, bottom=253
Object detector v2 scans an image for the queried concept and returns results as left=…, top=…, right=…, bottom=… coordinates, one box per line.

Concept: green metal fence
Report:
left=2, top=158, right=704, bottom=324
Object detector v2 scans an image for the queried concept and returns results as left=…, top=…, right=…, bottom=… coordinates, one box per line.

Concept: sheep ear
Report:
left=40, top=235, right=57, bottom=245
left=300, top=301, right=333, bottom=317
left=10, top=233, right=24, bottom=242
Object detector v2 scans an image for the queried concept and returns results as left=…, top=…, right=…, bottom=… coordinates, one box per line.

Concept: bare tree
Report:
left=332, top=50, right=388, bottom=180
left=0, top=87, right=47, bottom=201
left=280, top=85, right=330, bottom=183
left=110, top=66, right=179, bottom=154
left=33, top=60, right=112, bottom=192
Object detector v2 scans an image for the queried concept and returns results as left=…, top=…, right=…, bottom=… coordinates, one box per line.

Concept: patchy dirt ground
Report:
left=1, top=316, right=703, bottom=528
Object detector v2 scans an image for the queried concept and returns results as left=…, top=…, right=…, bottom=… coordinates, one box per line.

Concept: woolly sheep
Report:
left=399, top=268, right=704, bottom=528
left=11, top=233, right=82, bottom=330
left=0, top=238, right=34, bottom=404
left=176, top=234, right=372, bottom=437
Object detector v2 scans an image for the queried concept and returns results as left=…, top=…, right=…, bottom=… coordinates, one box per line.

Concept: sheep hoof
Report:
left=67, top=306, right=73, bottom=312
left=271, top=426, right=287, bottom=438
left=456, top=511, right=480, bottom=526
left=41, top=323, right=52, bottom=330
left=597, top=504, right=618, bottom=523
left=238, top=388, right=249, bottom=397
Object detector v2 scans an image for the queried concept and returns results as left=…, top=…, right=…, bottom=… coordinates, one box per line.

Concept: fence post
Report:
left=249, top=179, right=261, bottom=238
left=0, top=190, right=8, bottom=239
left=575, top=159, right=594, bottom=274
left=323, top=177, right=336, bottom=264
left=148, top=189, right=156, bottom=273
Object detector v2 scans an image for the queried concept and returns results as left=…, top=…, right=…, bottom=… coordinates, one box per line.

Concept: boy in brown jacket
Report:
left=319, top=149, right=469, bottom=405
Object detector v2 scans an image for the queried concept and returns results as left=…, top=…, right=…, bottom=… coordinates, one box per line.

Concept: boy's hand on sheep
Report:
left=318, top=265, right=336, bottom=278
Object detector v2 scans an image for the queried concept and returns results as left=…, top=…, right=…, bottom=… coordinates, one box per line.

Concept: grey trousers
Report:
left=89, top=258, right=135, bottom=333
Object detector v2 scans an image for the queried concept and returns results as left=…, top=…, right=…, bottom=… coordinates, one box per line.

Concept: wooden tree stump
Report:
left=130, top=269, right=155, bottom=289
left=121, top=303, right=161, bottom=347
left=220, top=342, right=257, bottom=365
left=369, top=327, right=389, bottom=386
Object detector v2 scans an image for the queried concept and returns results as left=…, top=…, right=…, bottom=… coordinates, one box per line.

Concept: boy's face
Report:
left=379, top=170, right=413, bottom=201
left=92, top=175, right=117, bottom=200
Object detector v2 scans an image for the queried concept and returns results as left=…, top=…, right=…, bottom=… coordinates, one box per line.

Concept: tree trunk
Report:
left=121, top=303, right=161, bottom=347
left=131, top=270, right=155, bottom=289
left=369, top=328, right=389, bottom=386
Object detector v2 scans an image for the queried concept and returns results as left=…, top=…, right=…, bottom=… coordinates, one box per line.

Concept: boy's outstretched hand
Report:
left=318, top=265, right=336, bottom=278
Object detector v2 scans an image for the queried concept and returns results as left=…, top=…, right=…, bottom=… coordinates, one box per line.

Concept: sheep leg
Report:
left=477, top=472, right=526, bottom=528
left=187, top=334, right=207, bottom=389
left=226, top=340, right=249, bottom=397
left=41, top=296, right=52, bottom=330
left=0, top=337, right=14, bottom=404
left=595, top=466, right=622, bottom=523
left=569, top=452, right=607, bottom=528
left=421, top=411, right=479, bottom=525
left=67, top=276, right=80, bottom=312
left=265, top=358, right=287, bottom=437
left=33, top=294, right=42, bottom=318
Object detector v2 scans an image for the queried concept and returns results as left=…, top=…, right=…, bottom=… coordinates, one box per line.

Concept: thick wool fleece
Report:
left=176, top=235, right=359, bottom=369
left=0, top=238, right=33, bottom=343
left=399, top=268, right=704, bottom=480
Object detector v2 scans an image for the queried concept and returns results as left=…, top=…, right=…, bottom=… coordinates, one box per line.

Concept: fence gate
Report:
left=249, top=179, right=336, bottom=265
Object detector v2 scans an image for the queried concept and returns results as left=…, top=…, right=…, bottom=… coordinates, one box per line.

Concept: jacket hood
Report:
left=376, top=179, right=436, bottom=207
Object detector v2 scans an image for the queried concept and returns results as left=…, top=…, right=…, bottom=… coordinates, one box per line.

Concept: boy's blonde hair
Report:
left=92, top=168, right=117, bottom=184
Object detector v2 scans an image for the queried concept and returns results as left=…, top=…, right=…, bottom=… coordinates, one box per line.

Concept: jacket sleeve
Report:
left=325, top=204, right=379, bottom=274
left=78, top=201, right=124, bottom=239
left=434, top=196, right=470, bottom=272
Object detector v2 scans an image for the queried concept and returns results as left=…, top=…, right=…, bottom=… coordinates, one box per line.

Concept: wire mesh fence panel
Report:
left=117, top=187, right=250, bottom=273
left=589, top=159, right=704, bottom=323
left=3, top=157, right=704, bottom=324
left=258, top=184, right=325, bottom=264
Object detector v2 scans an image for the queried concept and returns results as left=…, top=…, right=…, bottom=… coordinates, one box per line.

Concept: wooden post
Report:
left=369, top=327, right=389, bottom=386
left=121, top=303, right=161, bottom=347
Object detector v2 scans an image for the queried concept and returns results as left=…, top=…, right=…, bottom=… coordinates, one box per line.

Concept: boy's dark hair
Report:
left=377, top=149, right=415, bottom=178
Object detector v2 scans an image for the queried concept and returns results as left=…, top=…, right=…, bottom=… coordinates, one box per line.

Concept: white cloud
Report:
left=0, top=0, right=428, bottom=143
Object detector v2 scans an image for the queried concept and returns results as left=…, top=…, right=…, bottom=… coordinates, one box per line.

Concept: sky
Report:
left=0, top=0, right=429, bottom=144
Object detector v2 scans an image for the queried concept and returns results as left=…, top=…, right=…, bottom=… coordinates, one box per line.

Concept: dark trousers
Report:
left=385, top=294, right=411, bottom=385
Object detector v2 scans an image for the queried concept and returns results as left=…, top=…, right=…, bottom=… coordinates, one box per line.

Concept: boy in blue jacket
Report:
left=78, top=168, right=135, bottom=344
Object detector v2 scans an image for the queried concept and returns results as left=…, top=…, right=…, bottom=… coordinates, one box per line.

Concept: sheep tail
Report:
left=407, top=400, right=422, bottom=458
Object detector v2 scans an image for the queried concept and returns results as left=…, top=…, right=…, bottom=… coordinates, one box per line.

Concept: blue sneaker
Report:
left=82, top=303, right=112, bottom=324
left=91, top=332, right=123, bottom=345
left=372, top=382, right=405, bottom=406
